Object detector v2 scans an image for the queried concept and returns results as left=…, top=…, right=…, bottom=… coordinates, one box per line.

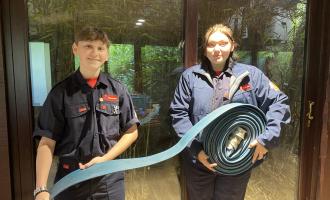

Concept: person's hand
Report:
left=249, top=140, right=268, bottom=163
left=197, top=150, right=217, bottom=172
left=79, top=156, right=107, bottom=169
left=35, top=191, right=50, bottom=200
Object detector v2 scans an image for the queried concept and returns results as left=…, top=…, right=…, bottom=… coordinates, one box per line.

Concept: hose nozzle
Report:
left=226, top=127, right=246, bottom=156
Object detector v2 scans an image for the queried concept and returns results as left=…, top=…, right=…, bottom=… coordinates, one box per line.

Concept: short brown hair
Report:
left=74, top=26, right=110, bottom=47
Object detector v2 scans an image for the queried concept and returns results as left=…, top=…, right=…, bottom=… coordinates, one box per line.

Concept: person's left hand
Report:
left=79, top=156, right=107, bottom=169
left=249, top=140, right=268, bottom=163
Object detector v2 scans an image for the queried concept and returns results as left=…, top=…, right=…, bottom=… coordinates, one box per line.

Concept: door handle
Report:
left=306, top=100, right=315, bottom=127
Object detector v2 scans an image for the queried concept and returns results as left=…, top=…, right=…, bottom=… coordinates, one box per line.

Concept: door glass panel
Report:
left=198, top=1, right=306, bottom=199
left=28, top=1, right=183, bottom=199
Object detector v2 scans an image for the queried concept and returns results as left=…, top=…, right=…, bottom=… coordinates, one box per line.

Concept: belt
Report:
left=50, top=103, right=266, bottom=198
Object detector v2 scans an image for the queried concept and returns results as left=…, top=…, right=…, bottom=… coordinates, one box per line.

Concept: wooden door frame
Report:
left=299, top=0, right=330, bottom=199
left=184, top=0, right=198, bottom=67
left=1, top=0, right=35, bottom=199
left=318, top=61, right=330, bottom=199
left=0, top=1, right=13, bottom=199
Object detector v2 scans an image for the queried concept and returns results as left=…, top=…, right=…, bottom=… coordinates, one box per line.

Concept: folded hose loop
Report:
left=202, top=104, right=266, bottom=175
left=50, top=103, right=265, bottom=198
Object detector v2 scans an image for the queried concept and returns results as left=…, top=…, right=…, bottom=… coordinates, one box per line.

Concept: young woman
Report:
left=170, top=24, right=290, bottom=200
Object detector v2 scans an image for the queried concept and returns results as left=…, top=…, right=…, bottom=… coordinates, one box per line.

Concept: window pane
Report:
left=198, top=1, right=306, bottom=199
left=28, top=0, right=183, bottom=199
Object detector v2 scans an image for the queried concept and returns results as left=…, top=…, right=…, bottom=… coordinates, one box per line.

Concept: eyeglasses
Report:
left=207, top=41, right=230, bottom=49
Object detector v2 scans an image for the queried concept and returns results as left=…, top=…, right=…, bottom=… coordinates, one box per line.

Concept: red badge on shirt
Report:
left=240, top=84, right=251, bottom=91
left=100, top=105, right=107, bottom=110
left=79, top=106, right=87, bottom=113
left=102, top=94, right=118, bottom=102
left=62, top=163, right=70, bottom=170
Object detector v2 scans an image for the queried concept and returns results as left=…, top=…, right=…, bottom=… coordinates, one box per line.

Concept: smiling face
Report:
left=205, top=31, right=234, bottom=71
left=72, top=40, right=109, bottom=75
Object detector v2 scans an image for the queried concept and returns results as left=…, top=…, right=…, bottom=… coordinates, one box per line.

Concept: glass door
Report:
left=27, top=0, right=183, bottom=199
left=197, top=1, right=306, bottom=199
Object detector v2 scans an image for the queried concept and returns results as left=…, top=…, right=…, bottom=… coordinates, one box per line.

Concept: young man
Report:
left=33, top=27, right=139, bottom=200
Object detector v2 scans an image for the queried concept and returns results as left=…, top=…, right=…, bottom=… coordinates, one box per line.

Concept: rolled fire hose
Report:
left=50, top=103, right=266, bottom=198
left=202, top=104, right=266, bottom=175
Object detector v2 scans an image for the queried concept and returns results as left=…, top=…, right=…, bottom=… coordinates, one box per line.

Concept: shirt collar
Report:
left=73, top=69, right=110, bottom=88
left=97, top=72, right=110, bottom=87
left=224, top=65, right=233, bottom=76
left=194, top=62, right=234, bottom=78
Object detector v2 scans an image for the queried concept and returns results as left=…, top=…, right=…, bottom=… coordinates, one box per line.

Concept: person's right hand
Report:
left=35, top=191, right=50, bottom=200
left=197, top=150, right=217, bottom=172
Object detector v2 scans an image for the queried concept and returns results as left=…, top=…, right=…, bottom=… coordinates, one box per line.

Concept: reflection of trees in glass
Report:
left=28, top=0, right=77, bottom=83
left=28, top=0, right=183, bottom=84
left=108, top=44, right=135, bottom=92
left=286, top=2, right=306, bottom=153
left=142, top=45, right=182, bottom=97
left=133, top=45, right=182, bottom=156
left=142, top=45, right=182, bottom=128
left=106, top=44, right=182, bottom=157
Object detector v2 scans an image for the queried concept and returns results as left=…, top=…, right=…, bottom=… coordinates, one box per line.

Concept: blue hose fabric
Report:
left=50, top=103, right=266, bottom=199
left=202, top=105, right=266, bottom=175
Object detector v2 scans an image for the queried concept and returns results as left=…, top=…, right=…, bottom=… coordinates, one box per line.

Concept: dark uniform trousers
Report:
left=180, top=73, right=251, bottom=200
left=54, top=167, right=125, bottom=200
left=181, top=149, right=251, bottom=200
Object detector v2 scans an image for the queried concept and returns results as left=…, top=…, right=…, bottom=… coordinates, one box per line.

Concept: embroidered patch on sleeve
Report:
left=269, top=81, right=280, bottom=91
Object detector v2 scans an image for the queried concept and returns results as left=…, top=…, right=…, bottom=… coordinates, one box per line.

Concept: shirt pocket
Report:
left=65, top=103, right=90, bottom=117
left=64, top=103, right=90, bottom=135
left=95, top=101, right=120, bottom=138
left=192, top=84, right=212, bottom=116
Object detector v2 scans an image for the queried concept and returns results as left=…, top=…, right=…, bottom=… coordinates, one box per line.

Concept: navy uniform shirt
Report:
left=33, top=70, right=139, bottom=164
left=170, top=62, right=291, bottom=158
left=211, top=70, right=231, bottom=111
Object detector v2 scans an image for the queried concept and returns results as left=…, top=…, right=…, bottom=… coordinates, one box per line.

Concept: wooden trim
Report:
left=299, top=0, right=330, bottom=199
left=2, top=0, right=35, bottom=199
left=318, top=61, right=330, bottom=200
left=0, top=1, right=13, bottom=199
left=184, top=0, right=198, bottom=67
left=180, top=1, right=198, bottom=199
